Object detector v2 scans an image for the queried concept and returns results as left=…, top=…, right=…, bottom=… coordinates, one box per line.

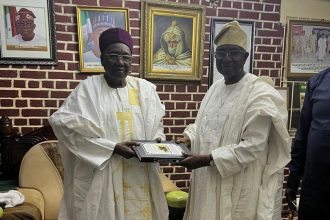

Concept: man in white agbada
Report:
left=177, top=21, right=291, bottom=220
left=49, top=28, right=168, bottom=220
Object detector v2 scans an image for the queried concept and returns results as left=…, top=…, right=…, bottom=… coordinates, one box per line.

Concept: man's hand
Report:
left=114, top=141, right=140, bottom=159
left=177, top=153, right=212, bottom=169
left=154, top=137, right=162, bottom=143
left=285, top=188, right=297, bottom=214
left=175, top=136, right=191, bottom=148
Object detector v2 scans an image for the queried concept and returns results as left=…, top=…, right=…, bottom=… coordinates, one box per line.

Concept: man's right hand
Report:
left=285, top=188, right=297, bottom=214
left=175, top=136, right=191, bottom=148
left=114, top=141, right=140, bottom=159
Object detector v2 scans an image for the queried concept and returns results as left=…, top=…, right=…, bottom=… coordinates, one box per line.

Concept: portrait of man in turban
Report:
left=153, top=19, right=192, bottom=71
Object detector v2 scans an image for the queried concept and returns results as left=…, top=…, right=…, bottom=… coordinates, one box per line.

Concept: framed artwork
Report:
left=287, top=19, right=330, bottom=78
left=76, top=6, right=129, bottom=73
left=0, top=0, right=57, bottom=65
left=141, top=1, right=205, bottom=82
left=209, top=19, right=255, bottom=86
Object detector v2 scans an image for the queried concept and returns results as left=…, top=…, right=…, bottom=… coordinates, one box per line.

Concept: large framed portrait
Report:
left=287, top=19, right=330, bottom=78
left=0, top=0, right=57, bottom=65
left=76, top=6, right=129, bottom=73
left=141, top=1, right=205, bottom=82
left=209, top=19, right=255, bottom=86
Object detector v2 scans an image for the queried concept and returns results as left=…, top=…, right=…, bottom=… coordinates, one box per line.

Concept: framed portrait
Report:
left=209, top=19, right=255, bottom=86
left=0, top=0, right=57, bottom=65
left=141, top=1, right=205, bottom=82
left=76, top=6, right=129, bottom=73
left=287, top=19, right=330, bottom=78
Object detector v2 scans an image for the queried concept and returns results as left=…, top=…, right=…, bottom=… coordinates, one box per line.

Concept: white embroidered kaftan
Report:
left=49, top=75, right=168, bottom=220
left=183, top=73, right=290, bottom=220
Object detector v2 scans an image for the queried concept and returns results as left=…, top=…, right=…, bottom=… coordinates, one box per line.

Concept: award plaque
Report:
left=132, top=140, right=190, bottom=163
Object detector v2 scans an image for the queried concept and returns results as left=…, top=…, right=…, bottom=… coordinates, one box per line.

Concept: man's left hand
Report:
left=154, top=137, right=162, bottom=143
left=177, top=153, right=212, bottom=169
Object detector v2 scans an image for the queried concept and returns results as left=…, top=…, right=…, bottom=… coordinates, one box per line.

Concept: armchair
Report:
left=18, top=140, right=63, bottom=220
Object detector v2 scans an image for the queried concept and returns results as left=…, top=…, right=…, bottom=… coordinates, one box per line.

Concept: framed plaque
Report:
left=132, top=140, right=190, bottom=163
left=286, top=19, right=330, bottom=78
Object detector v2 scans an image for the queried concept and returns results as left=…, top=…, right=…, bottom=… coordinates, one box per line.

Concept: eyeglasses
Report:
left=16, top=21, right=34, bottom=27
left=214, top=50, right=245, bottom=60
left=104, top=53, right=132, bottom=62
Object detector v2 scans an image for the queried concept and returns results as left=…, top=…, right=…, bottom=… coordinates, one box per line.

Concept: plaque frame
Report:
left=132, top=140, right=190, bottom=163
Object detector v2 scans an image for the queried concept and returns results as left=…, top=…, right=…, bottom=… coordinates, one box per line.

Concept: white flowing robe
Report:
left=183, top=73, right=290, bottom=220
left=49, top=75, right=169, bottom=220
left=8, top=34, right=47, bottom=47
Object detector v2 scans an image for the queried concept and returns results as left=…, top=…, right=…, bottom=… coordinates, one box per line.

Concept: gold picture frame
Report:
left=287, top=19, right=330, bottom=78
left=140, top=0, right=205, bottom=82
left=76, top=6, right=129, bottom=73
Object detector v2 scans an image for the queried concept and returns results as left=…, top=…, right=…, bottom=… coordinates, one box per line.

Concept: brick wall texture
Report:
left=0, top=0, right=294, bottom=218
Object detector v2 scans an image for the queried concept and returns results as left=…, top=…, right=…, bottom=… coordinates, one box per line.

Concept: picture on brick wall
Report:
left=76, top=6, right=129, bottom=73
left=0, top=0, right=57, bottom=65
left=141, top=1, right=205, bottom=82
left=209, top=19, right=254, bottom=86
left=287, top=19, right=330, bottom=78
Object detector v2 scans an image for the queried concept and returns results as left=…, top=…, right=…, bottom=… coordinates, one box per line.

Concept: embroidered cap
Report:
left=92, top=13, right=115, bottom=30
left=214, top=20, right=247, bottom=51
left=99, top=28, right=133, bottom=53
left=16, top=8, right=36, bottom=22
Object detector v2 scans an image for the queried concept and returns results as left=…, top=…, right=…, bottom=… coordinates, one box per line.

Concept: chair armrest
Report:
left=17, top=188, right=44, bottom=220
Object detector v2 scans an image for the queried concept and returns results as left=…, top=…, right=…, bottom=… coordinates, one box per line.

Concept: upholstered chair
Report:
left=18, top=140, right=63, bottom=220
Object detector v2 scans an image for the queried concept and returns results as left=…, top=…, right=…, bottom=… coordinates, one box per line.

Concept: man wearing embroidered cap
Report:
left=49, top=28, right=168, bottom=220
left=177, top=21, right=290, bottom=220
left=7, top=8, right=47, bottom=48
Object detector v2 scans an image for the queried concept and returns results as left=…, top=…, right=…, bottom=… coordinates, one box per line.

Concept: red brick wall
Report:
left=0, top=0, right=284, bottom=192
